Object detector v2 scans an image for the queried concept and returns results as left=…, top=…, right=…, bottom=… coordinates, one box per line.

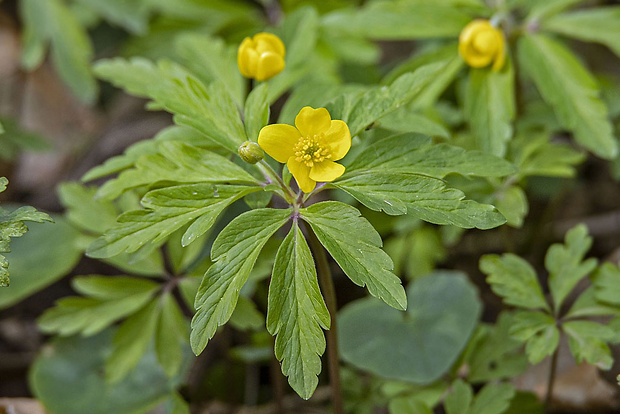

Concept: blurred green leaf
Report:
left=465, top=59, right=515, bottom=157
left=191, top=208, right=291, bottom=355
left=518, top=34, right=617, bottom=159
left=546, top=224, right=597, bottom=313
left=244, top=83, right=270, bottom=142
left=543, top=7, right=620, bottom=58
left=510, top=132, right=585, bottom=179
left=229, top=296, right=264, bottom=331
left=593, top=262, right=620, bottom=306
left=106, top=299, right=161, bottom=383
left=38, top=276, right=159, bottom=336
left=494, top=186, right=528, bottom=228
left=73, top=0, right=151, bottom=34
left=339, top=273, right=481, bottom=383
left=156, top=293, right=189, bottom=378
left=563, top=320, right=614, bottom=369
left=301, top=201, right=406, bottom=310
left=481, top=254, right=549, bottom=311
left=510, top=311, right=559, bottom=364
left=446, top=380, right=515, bottom=414
left=267, top=222, right=329, bottom=399
left=0, top=215, right=77, bottom=307
left=30, top=329, right=188, bottom=414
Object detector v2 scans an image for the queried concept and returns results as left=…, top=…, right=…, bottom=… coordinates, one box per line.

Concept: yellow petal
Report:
left=461, top=44, right=494, bottom=68
left=255, top=52, right=285, bottom=81
left=309, top=160, right=345, bottom=182
left=472, top=30, right=497, bottom=55
left=324, top=120, right=351, bottom=161
left=492, top=34, right=507, bottom=71
left=238, top=40, right=259, bottom=78
left=287, top=157, right=316, bottom=193
left=258, top=124, right=300, bottom=163
left=254, top=32, right=285, bottom=57
left=295, top=107, right=331, bottom=137
left=459, top=20, right=491, bottom=47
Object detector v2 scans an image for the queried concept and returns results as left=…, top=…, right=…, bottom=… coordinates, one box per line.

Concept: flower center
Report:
left=293, top=133, right=331, bottom=167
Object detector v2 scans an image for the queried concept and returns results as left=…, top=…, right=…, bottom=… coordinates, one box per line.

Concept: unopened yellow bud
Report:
left=238, top=141, right=264, bottom=164
left=459, top=20, right=506, bottom=71
left=237, top=32, right=286, bottom=81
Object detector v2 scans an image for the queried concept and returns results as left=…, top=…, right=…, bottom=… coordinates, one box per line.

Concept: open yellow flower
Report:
left=237, top=32, right=286, bottom=81
left=459, top=20, right=506, bottom=71
left=258, top=107, right=351, bottom=193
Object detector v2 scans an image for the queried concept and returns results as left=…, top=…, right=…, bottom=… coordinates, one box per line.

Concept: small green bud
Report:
left=238, top=141, right=264, bottom=164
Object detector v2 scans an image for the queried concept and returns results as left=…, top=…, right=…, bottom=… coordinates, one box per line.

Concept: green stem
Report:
left=306, top=226, right=344, bottom=414
left=257, top=160, right=296, bottom=203
left=545, top=345, right=559, bottom=412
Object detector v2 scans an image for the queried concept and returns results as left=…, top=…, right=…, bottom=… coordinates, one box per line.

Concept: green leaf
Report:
left=593, top=262, right=620, bottom=306
left=267, top=7, right=319, bottom=103
left=336, top=63, right=448, bottom=137
left=511, top=132, right=585, bottom=179
left=345, top=134, right=516, bottom=178
left=30, top=329, right=189, bottom=414
left=446, top=380, right=515, bottom=414
left=503, top=392, right=544, bottom=414
left=38, top=276, right=159, bottom=336
left=494, top=186, right=528, bottom=228
left=389, top=398, right=432, bottom=414
left=465, top=59, right=515, bottom=157
left=480, top=254, right=549, bottom=311
left=543, top=7, right=620, bottom=58
left=466, top=312, right=529, bottom=382
left=191, top=208, right=291, bottom=355
left=82, top=126, right=215, bottom=182
left=175, top=33, right=245, bottom=108
left=301, top=201, right=406, bottom=310
left=95, top=58, right=245, bottom=152
left=267, top=222, right=329, bottom=399
left=339, top=273, right=481, bottom=383
left=58, top=182, right=118, bottom=234
left=510, top=311, right=559, bottom=364
left=333, top=172, right=506, bottom=229
left=20, top=0, right=98, bottom=103
left=383, top=43, right=463, bottom=109
left=229, top=296, right=264, bottom=331
left=563, top=320, right=614, bottom=369
left=96, top=141, right=258, bottom=200
left=323, top=1, right=477, bottom=40
left=164, top=392, right=190, bottom=414
left=244, top=83, right=270, bottom=142
left=156, top=293, right=188, bottom=378
left=546, top=224, right=597, bottom=312
left=106, top=298, right=161, bottom=383
left=88, top=184, right=260, bottom=258
left=526, top=0, right=592, bottom=21
left=378, top=110, right=451, bottom=139
left=445, top=380, right=473, bottom=414
left=72, top=0, right=151, bottom=34
left=566, top=286, right=620, bottom=319
left=517, top=34, right=617, bottom=159
left=0, top=216, right=80, bottom=308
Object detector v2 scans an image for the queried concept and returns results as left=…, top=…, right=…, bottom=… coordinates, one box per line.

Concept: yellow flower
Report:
left=459, top=20, right=506, bottom=71
left=258, top=107, right=351, bottom=193
left=237, top=32, right=286, bottom=81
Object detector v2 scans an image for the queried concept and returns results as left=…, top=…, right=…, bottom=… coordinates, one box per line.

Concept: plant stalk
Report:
left=306, top=226, right=344, bottom=414
left=545, top=346, right=559, bottom=412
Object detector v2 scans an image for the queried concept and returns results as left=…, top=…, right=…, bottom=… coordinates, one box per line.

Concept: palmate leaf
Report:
left=510, top=311, right=559, bottom=364
left=301, top=201, right=406, bottom=310
left=191, top=208, right=291, bottom=355
left=592, top=262, right=620, bottom=306
left=563, top=320, right=614, bottom=369
left=267, top=222, right=330, bottom=399
left=96, top=141, right=259, bottom=200
left=465, top=58, right=515, bottom=157
left=88, top=184, right=260, bottom=258
left=333, top=173, right=505, bottom=229
left=518, top=34, right=617, bottom=159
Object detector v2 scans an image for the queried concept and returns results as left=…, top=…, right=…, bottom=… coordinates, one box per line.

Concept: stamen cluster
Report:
left=294, top=134, right=332, bottom=167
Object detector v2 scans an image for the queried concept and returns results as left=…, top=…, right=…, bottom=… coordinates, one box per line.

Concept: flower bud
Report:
left=237, top=32, right=286, bottom=81
left=459, top=20, right=506, bottom=71
left=238, top=141, right=264, bottom=164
